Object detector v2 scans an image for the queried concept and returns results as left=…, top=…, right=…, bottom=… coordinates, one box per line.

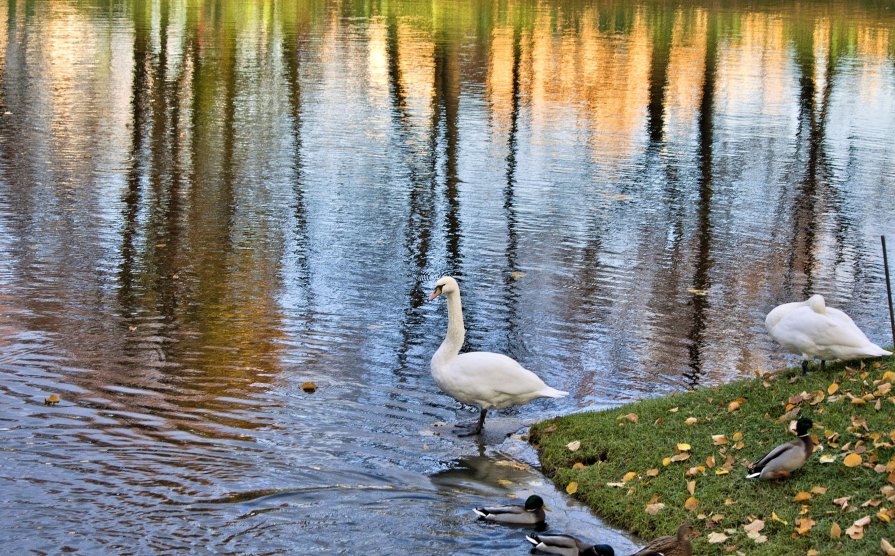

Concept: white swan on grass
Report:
left=765, top=294, right=891, bottom=374
left=427, top=276, right=568, bottom=436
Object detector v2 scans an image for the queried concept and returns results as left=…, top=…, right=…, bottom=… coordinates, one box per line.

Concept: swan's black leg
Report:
left=801, top=360, right=809, bottom=375
left=457, top=408, right=487, bottom=436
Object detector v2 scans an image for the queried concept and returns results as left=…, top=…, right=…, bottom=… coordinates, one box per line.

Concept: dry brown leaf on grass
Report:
left=794, top=491, right=812, bottom=502
left=795, top=517, right=816, bottom=535
left=707, top=532, right=728, bottom=544
left=830, top=523, right=842, bottom=539
left=567, top=440, right=581, bottom=451
left=645, top=502, right=665, bottom=515
left=845, top=516, right=872, bottom=540
left=684, top=497, right=699, bottom=511
left=882, top=538, right=895, bottom=556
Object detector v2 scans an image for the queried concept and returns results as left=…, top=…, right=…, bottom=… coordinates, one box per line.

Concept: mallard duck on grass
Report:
left=747, top=417, right=814, bottom=480
left=525, top=533, right=615, bottom=556
left=765, top=294, right=891, bottom=375
left=473, top=494, right=546, bottom=525
left=631, top=522, right=695, bottom=556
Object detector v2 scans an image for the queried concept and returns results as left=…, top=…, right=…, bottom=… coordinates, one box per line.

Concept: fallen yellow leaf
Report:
left=685, top=417, right=698, bottom=425
left=712, top=434, right=728, bottom=445
left=831, top=522, right=842, bottom=539
left=732, top=431, right=744, bottom=441
left=685, top=496, right=699, bottom=511
left=621, top=471, right=637, bottom=483
left=646, top=468, right=660, bottom=477
left=572, top=462, right=585, bottom=470
left=828, top=383, right=840, bottom=395
left=882, top=538, right=895, bottom=556
left=844, top=453, right=863, bottom=468
left=772, top=511, right=788, bottom=525
left=794, top=491, right=812, bottom=502
left=566, top=481, right=578, bottom=494
left=677, top=443, right=691, bottom=451
left=687, top=480, right=696, bottom=495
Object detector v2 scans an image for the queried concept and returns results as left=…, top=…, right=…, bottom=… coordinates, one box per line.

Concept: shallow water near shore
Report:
left=1, top=0, right=895, bottom=552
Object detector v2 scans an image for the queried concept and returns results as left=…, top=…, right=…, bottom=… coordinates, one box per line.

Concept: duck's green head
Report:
left=795, top=417, right=813, bottom=436
left=524, top=495, right=544, bottom=511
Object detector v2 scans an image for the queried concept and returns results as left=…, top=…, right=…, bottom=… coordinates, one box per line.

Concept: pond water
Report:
left=1, top=0, right=895, bottom=553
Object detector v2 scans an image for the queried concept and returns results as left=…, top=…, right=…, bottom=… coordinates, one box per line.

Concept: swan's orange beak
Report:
left=427, top=286, right=443, bottom=301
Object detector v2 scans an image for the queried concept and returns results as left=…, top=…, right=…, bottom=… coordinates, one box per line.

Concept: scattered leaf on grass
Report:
left=846, top=516, right=871, bottom=539
left=567, top=441, right=581, bottom=452
left=882, top=538, right=895, bottom=556
left=831, top=522, right=842, bottom=539
left=572, top=462, right=586, bottom=470
left=619, top=413, right=638, bottom=423
left=687, top=480, right=696, bottom=495
left=795, top=517, right=816, bottom=535
left=712, top=434, right=728, bottom=445
left=828, top=383, right=840, bottom=395
left=707, top=532, right=728, bottom=544
left=811, top=486, right=828, bottom=495
left=645, top=502, right=665, bottom=515
left=677, top=443, right=692, bottom=451
left=844, top=453, right=862, bottom=467
left=771, top=511, right=788, bottom=525
left=819, top=454, right=836, bottom=464
left=670, top=453, right=691, bottom=463
left=566, top=481, right=578, bottom=494
left=646, top=468, right=660, bottom=477
left=684, top=497, right=699, bottom=511
left=621, top=471, right=637, bottom=483
left=685, top=417, right=698, bottom=425
left=728, top=398, right=744, bottom=412
left=794, top=491, right=813, bottom=502
left=834, top=496, right=851, bottom=510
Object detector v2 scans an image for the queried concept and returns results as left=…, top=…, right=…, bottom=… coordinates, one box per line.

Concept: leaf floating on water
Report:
left=566, top=481, right=578, bottom=494
left=566, top=440, right=581, bottom=452
left=301, top=382, right=318, bottom=393
left=44, top=394, right=60, bottom=405
left=510, top=271, right=526, bottom=279
left=687, top=287, right=708, bottom=296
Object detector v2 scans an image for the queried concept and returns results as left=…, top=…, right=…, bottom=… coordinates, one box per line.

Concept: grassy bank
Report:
left=529, top=357, right=895, bottom=555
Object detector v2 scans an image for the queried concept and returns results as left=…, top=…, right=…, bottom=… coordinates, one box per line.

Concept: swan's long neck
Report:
left=433, top=291, right=465, bottom=367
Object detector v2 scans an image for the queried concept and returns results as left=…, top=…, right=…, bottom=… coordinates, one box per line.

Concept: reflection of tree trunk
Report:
left=283, top=17, right=312, bottom=301
left=502, top=25, right=522, bottom=350
left=647, top=9, right=674, bottom=142
left=442, top=33, right=462, bottom=274
left=118, top=2, right=150, bottom=319
left=683, top=14, right=718, bottom=387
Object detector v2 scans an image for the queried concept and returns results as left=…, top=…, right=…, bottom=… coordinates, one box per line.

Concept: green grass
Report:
left=529, top=357, right=895, bottom=555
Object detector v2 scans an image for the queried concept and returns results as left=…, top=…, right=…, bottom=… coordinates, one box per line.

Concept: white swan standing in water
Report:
left=427, top=276, right=568, bottom=436
left=765, top=294, right=891, bottom=374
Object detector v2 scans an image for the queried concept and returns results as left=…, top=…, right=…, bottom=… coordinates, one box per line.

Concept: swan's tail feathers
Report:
left=540, top=387, right=569, bottom=399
